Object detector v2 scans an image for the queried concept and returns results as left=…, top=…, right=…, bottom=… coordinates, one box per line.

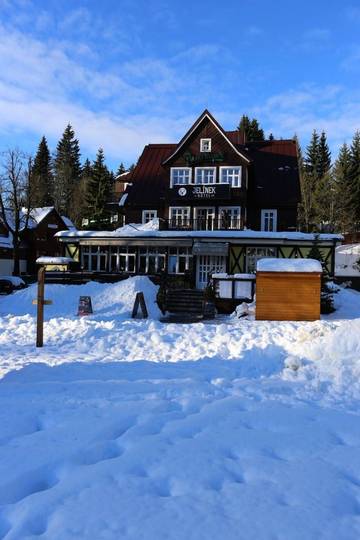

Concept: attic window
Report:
left=200, top=138, right=211, bottom=152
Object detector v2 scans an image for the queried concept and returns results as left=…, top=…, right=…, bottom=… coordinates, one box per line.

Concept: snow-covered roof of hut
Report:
left=257, top=258, right=322, bottom=273
left=36, top=256, right=74, bottom=265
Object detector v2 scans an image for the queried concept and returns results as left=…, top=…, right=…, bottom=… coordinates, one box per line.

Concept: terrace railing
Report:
left=160, top=217, right=244, bottom=231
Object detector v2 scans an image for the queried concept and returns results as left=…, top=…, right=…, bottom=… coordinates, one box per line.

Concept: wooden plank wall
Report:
left=256, top=272, right=321, bottom=321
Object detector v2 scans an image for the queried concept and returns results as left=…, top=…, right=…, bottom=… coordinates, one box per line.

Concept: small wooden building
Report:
left=256, top=258, right=322, bottom=321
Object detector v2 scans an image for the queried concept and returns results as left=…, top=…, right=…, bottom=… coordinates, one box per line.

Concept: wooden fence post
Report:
left=36, top=267, right=45, bottom=348
left=32, top=267, right=53, bottom=347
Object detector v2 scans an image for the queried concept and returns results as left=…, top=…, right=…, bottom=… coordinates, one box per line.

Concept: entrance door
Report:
left=196, top=255, right=226, bottom=289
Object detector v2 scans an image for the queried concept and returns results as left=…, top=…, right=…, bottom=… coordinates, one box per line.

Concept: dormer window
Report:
left=200, top=138, right=211, bottom=152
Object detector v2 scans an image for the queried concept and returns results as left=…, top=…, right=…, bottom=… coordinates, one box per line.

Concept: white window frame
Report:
left=219, top=166, right=242, bottom=187
left=194, top=206, right=216, bottom=230
left=218, top=206, right=242, bottom=229
left=200, top=138, right=212, bottom=152
left=170, top=167, right=192, bottom=188
left=168, top=247, right=192, bottom=274
left=261, top=209, right=277, bottom=232
left=194, top=167, right=216, bottom=184
left=142, top=209, right=158, bottom=224
left=82, top=245, right=108, bottom=272
left=246, top=247, right=277, bottom=273
left=109, top=246, right=136, bottom=273
left=138, top=247, right=166, bottom=274
left=169, top=206, right=191, bottom=227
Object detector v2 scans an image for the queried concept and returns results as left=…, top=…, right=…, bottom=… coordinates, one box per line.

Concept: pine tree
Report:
left=237, top=115, right=265, bottom=142
left=301, top=130, right=334, bottom=231
left=317, top=131, right=331, bottom=178
left=116, top=162, right=126, bottom=177
left=304, top=130, right=320, bottom=176
left=85, top=148, right=112, bottom=229
left=53, top=124, right=81, bottom=218
left=333, top=143, right=353, bottom=232
left=307, top=234, right=335, bottom=313
left=350, top=131, right=360, bottom=227
left=70, top=158, right=93, bottom=228
left=31, top=136, right=53, bottom=207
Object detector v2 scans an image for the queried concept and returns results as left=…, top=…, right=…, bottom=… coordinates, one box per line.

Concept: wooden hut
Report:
left=256, top=258, right=322, bottom=321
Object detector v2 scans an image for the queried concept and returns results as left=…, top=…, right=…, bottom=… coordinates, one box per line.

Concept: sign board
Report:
left=78, top=296, right=93, bottom=316
left=132, top=292, right=148, bottom=319
left=183, top=152, right=224, bottom=165
left=169, top=184, right=230, bottom=201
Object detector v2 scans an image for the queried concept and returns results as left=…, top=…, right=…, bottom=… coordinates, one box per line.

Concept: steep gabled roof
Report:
left=124, top=144, right=176, bottom=206
left=162, top=110, right=251, bottom=165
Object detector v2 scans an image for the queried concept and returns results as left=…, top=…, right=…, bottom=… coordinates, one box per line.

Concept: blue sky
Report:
left=0, top=0, right=360, bottom=170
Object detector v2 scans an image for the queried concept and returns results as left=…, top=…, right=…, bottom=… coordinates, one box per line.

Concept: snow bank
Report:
left=0, top=276, right=161, bottom=320
left=257, top=257, right=322, bottom=272
left=335, top=243, right=360, bottom=276
left=0, top=276, right=25, bottom=287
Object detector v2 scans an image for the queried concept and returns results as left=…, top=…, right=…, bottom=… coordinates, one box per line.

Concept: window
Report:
left=109, top=246, right=136, bottom=273
left=168, top=247, right=193, bottom=274
left=246, top=247, right=277, bottom=273
left=195, top=167, right=216, bottom=184
left=218, top=207, right=241, bottom=229
left=170, top=167, right=191, bottom=187
left=220, top=167, right=242, bottom=187
left=82, top=246, right=108, bottom=271
left=169, top=207, right=191, bottom=228
left=200, top=138, right=211, bottom=152
left=142, top=210, right=157, bottom=224
left=194, top=207, right=215, bottom=230
left=139, top=248, right=165, bottom=274
left=261, top=209, right=277, bottom=232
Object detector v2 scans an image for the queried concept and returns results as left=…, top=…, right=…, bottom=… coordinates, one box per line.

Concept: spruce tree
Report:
left=31, top=136, right=53, bottom=207
left=237, top=115, right=265, bottom=141
left=53, top=124, right=81, bottom=218
left=116, top=162, right=126, bottom=177
left=317, top=131, right=331, bottom=178
left=304, top=130, right=320, bottom=176
left=307, top=235, right=335, bottom=313
left=350, top=131, right=360, bottom=227
left=85, top=148, right=112, bottom=229
left=333, top=143, right=353, bottom=232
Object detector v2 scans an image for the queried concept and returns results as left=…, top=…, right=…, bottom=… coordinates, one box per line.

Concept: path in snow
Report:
left=0, top=362, right=360, bottom=540
left=1, top=279, right=360, bottom=538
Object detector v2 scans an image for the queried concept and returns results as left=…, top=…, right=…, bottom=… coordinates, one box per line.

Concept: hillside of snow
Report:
left=0, top=278, right=360, bottom=539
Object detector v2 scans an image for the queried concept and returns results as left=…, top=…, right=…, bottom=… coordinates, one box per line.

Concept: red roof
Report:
left=125, top=144, right=176, bottom=206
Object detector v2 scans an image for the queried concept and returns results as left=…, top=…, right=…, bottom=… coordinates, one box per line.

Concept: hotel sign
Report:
left=170, top=184, right=230, bottom=200
left=183, top=152, right=225, bottom=165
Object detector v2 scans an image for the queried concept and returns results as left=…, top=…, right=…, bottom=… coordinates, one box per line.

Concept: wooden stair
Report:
left=165, top=289, right=205, bottom=316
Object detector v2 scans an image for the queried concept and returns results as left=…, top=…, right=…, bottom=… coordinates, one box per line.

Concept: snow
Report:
left=36, top=256, right=73, bottom=265
left=61, top=216, right=76, bottom=231
left=119, top=193, right=128, bottom=206
left=257, top=257, right=322, bottom=273
left=1, top=278, right=360, bottom=538
left=0, top=275, right=25, bottom=286
left=56, top=227, right=342, bottom=241
left=335, top=243, right=360, bottom=276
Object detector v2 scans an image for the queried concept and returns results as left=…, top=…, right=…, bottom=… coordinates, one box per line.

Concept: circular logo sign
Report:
left=178, top=187, right=187, bottom=197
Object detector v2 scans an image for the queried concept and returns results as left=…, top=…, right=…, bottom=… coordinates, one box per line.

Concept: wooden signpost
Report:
left=131, top=292, right=148, bottom=319
left=32, top=267, right=52, bottom=347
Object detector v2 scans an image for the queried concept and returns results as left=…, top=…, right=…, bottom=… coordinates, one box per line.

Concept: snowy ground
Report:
left=1, top=277, right=360, bottom=539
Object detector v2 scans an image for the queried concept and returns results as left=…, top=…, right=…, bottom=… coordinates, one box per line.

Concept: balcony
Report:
left=160, top=217, right=244, bottom=231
